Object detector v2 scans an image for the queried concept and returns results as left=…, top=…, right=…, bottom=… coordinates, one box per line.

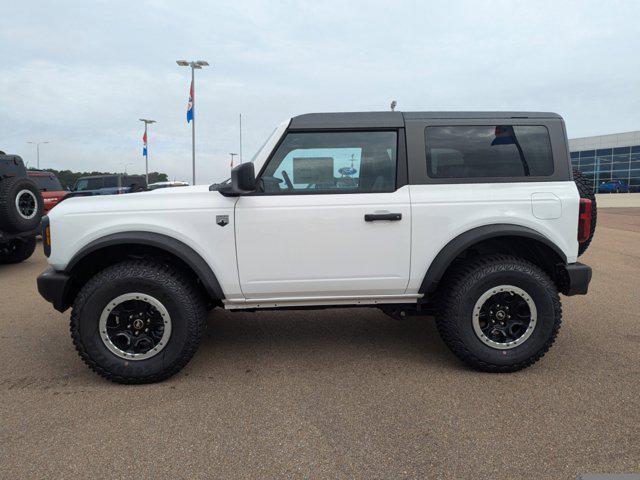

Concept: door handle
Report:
left=364, top=213, right=402, bottom=222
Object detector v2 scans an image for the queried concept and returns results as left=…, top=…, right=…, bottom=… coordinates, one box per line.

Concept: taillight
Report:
left=578, top=198, right=592, bottom=243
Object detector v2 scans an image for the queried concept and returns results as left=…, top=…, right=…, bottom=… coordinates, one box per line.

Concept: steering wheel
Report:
left=281, top=170, right=294, bottom=190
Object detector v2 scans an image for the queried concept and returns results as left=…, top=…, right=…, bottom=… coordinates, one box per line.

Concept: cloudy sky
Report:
left=1, top=0, right=639, bottom=183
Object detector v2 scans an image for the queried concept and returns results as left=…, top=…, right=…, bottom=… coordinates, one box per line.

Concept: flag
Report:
left=142, top=131, right=148, bottom=157
left=186, top=81, right=193, bottom=123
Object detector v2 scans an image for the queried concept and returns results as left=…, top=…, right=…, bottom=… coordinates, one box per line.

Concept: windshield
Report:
left=250, top=127, right=278, bottom=164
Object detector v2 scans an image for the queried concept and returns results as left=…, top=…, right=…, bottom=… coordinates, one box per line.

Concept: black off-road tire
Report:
left=573, top=169, right=597, bottom=256
left=0, top=236, right=37, bottom=264
left=0, top=177, right=43, bottom=232
left=436, top=254, right=562, bottom=372
left=70, top=260, right=208, bottom=384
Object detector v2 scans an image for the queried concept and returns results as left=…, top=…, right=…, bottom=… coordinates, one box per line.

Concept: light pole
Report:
left=176, top=59, right=209, bottom=185
left=139, top=118, right=156, bottom=184
left=229, top=153, right=238, bottom=168
left=26, top=141, right=50, bottom=169
left=120, top=162, right=133, bottom=174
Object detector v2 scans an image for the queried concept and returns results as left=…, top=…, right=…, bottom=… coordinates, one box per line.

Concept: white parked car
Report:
left=37, top=112, right=596, bottom=383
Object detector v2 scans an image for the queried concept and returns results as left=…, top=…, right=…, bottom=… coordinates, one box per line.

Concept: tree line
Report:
left=28, top=168, right=169, bottom=189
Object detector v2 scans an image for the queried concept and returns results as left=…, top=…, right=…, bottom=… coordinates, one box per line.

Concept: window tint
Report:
left=123, top=176, right=145, bottom=187
left=260, top=131, right=397, bottom=193
left=612, top=162, right=629, bottom=172
left=102, top=176, right=119, bottom=188
left=425, top=126, right=553, bottom=178
left=613, top=146, right=630, bottom=155
left=30, top=174, right=62, bottom=191
left=75, top=178, right=103, bottom=191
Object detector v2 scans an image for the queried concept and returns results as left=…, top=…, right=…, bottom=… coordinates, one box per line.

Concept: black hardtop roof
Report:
left=289, top=111, right=562, bottom=129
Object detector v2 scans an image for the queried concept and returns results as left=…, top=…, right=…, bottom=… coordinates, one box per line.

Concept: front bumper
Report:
left=37, top=267, right=73, bottom=312
left=558, top=262, right=592, bottom=296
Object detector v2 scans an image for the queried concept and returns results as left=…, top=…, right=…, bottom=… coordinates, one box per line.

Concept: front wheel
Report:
left=436, top=255, right=562, bottom=372
left=70, top=260, right=208, bottom=384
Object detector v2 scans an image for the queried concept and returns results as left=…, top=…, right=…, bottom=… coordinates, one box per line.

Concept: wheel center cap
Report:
left=495, top=310, right=506, bottom=320
left=132, top=318, right=145, bottom=330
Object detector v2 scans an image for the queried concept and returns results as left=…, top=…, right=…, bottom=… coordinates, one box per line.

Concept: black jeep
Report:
left=0, top=151, right=44, bottom=263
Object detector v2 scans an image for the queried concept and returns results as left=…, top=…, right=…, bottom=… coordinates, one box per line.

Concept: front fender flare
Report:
left=66, top=231, right=225, bottom=300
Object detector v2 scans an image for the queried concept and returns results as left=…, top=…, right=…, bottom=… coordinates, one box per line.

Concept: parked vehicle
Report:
left=148, top=181, right=189, bottom=190
left=37, top=111, right=596, bottom=383
left=0, top=152, right=43, bottom=263
left=27, top=170, right=68, bottom=214
left=597, top=179, right=629, bottom=194
left=68, top=174, right=147, bottom=197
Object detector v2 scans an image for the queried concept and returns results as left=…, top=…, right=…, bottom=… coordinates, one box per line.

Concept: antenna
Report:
left=390, top=100, right=397, bottom=112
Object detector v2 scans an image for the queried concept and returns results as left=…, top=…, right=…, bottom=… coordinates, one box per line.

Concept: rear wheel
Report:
left=436, top=255, right=562, bottom=372
left=70, top=260, right=208, bottom=384
left=573, top=169, right=597, bottom=256
left=0, top=236, right=36, bottom=264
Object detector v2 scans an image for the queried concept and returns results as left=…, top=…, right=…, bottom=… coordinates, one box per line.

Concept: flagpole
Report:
left=144, top=122, right=148, bottom=183
left=176, top=59, right=209, bottom=185
left=139, top=118, right=156, bottom=185
left=191, top=65, right=196, bottom=185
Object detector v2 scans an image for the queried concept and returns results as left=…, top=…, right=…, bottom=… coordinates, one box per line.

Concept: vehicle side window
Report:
left=425, top=126, right=554, bottom=178
left=75, top=178, right=103, bottom=191
left=88, top=178, right=104, bottom=189
left=103, top=177, right=118, bottom=188
left=259, top=131, right=397, bottom=193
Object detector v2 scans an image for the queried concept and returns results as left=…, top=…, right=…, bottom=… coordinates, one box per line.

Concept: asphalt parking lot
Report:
left=1, top=209, right=638, bottom=479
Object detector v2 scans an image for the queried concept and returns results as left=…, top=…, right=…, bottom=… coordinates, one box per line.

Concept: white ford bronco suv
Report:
left=37, top=112, right=595, bottom=384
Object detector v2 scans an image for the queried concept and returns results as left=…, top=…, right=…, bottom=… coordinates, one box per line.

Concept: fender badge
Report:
left=216, top=215, right=229, bottom=227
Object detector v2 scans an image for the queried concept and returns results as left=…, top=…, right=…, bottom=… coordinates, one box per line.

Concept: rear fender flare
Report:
left=419, top=224, right=567, bottom=294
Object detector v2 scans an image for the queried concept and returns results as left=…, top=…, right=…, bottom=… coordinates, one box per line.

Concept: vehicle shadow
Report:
left=192, top=307, right=461, bottom=373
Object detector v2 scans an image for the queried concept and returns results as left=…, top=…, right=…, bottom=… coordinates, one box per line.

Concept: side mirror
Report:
left=219, top=163, right=256, bottom=196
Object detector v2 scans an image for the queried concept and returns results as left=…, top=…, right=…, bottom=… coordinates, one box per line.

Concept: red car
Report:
left=27, top=170, right=68, bottom=213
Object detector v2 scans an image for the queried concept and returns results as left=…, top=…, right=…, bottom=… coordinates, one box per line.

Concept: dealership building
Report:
left=569, top=130, right=640, bottom=193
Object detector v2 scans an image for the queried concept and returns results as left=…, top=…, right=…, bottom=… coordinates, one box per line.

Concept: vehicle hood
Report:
left=45, top=184, right=239, bottom=282
left=49, top=184, right=235, bottom=218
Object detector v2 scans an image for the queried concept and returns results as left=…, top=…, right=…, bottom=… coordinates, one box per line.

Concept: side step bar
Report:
left=223, top=294, right=423, bottom=310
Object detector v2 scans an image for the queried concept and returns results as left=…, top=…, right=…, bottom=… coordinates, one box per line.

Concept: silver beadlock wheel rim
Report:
left=472, top=285, right=537, bottom=350
left=15, top=189, right=37, bottom=220
left=99, top=293, right=172, bottom=360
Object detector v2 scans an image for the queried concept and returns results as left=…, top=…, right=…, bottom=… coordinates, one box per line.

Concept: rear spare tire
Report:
left=0, top=177, right=44, bottom=232
left=573, top=169, right=597, bottom=256
left=0, top=236, right=37, bottom=264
